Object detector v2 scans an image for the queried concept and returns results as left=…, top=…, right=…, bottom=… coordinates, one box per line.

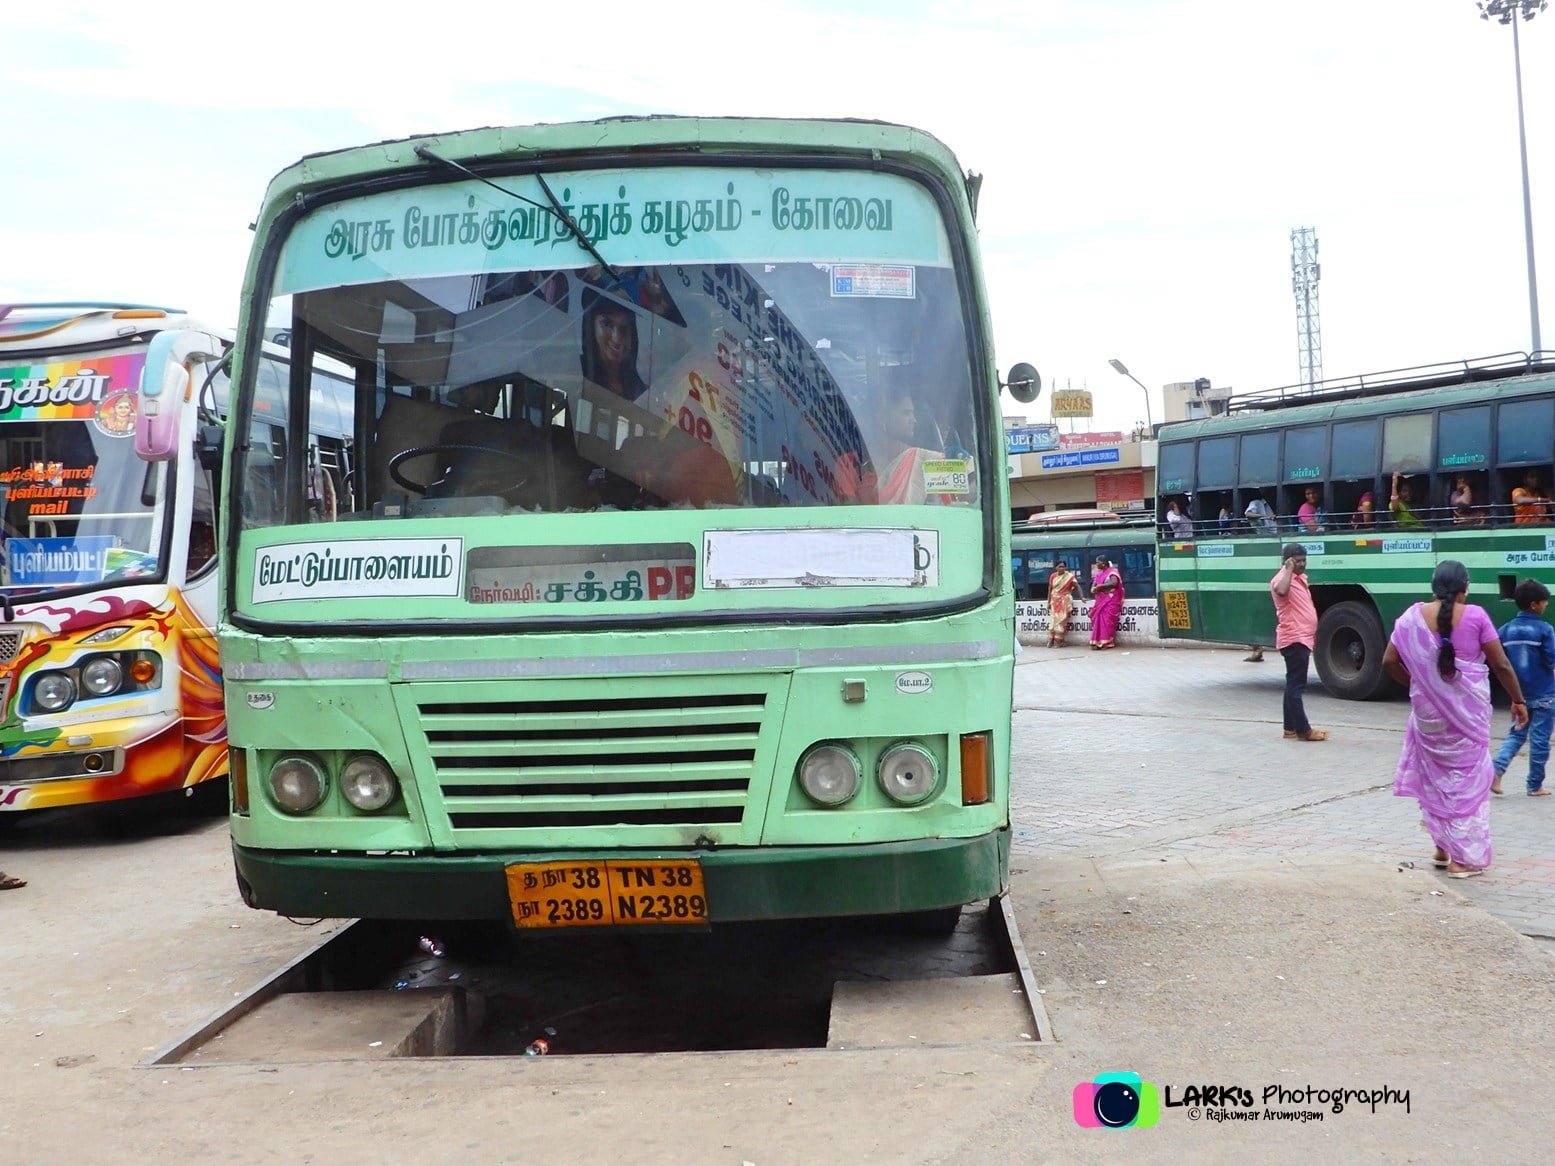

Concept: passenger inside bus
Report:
left=1448, top=472, right=1486, bottom=525
left=1352, top=491, right=1376, bottom=526
left=835, top=387, right=949, bottom=506
left=1389, top=473, right=1423, bottom=527
left=1297, top=486, right=1326, bottom=532
left=1512, top=471, right=1553, bottom=525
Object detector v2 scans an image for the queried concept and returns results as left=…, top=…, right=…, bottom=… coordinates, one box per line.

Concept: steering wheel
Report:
left=387, top=443, right=532, bottom=496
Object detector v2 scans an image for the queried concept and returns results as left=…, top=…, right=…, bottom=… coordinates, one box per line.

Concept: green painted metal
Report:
left=223, top=117, right=1014, bottom=922
left=232, top=830, right=1009, bottom=922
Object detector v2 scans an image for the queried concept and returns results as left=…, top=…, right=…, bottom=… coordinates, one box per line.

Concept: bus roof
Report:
left=1158, top=361, right=1555, bottom=444
left=257, top=116, right=970, bottom=225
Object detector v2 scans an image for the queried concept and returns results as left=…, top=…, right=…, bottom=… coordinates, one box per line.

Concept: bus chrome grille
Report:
left=0, top=629, right=25, bottom=663
left=405, top=676, right=781, bottom=841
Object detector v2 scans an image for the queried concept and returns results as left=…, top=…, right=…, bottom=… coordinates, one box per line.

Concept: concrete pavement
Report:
left=1013, top=641, right=1555, bottom=939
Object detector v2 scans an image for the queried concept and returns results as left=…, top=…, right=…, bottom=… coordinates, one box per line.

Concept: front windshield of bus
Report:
left=0, top=348, right=166, bottom=594
left=244, top=165, right=982, bottom=529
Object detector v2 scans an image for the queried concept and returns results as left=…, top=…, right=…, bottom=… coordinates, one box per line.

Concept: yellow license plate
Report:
left=505, top=860, right=709, bottom=929
left=1163, top=590, right=1192, bottom=630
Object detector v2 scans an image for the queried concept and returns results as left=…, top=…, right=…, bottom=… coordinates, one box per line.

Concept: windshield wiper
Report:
left=413, top=146, right=619, bottom=281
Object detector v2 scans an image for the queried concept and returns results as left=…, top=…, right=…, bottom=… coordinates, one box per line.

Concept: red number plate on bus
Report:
left=504, top=860, right=709, bottom=929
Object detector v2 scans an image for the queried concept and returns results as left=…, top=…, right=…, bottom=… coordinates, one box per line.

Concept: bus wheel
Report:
left=1315, top=601, right=1391, bottom=700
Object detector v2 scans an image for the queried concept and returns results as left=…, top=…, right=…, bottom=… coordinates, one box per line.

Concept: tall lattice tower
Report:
left=1291, top=227, right=1322, bottom=390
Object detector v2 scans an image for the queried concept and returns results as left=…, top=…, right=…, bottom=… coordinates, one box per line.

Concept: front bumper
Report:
left=232, top=829, right=1010, bottom=923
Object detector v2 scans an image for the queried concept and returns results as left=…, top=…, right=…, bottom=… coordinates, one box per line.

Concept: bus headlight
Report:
left=877, top=742, right=939, bottom=805
left=81, top=657, right=125, bottom=697
left=340, top=754, right=398, bottom=812
left=268, top=755, right=328, bottom=813
left=33, top=673, right=77, bottom=713
left=797, top=744, right=862, bottom=806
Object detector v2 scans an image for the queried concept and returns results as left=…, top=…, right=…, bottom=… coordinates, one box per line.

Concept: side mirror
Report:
left=1004, top=362, right=1041, bottom=404
left=136, top=330, right=222, bottom=461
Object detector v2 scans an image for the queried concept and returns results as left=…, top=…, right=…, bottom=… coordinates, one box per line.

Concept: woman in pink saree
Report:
left=1382, top=561, right=1528, bottom=877
left=1089, top=555, right=1124, bottom=650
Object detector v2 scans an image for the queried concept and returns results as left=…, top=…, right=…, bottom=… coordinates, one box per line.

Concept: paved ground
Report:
left=1012, top=641, right=1555, bottom=938
left=2, top=645, right=1553, bottom=1161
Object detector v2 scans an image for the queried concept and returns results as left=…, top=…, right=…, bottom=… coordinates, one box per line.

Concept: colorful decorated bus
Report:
left=1155, top=354, right=1555, bottom=698
left=211, top=117, right=1037, bottom=930
left=0, top=304, right=227, bottom=813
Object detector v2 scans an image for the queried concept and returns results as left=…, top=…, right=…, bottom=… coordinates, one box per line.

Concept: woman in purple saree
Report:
left=1089, top=555, right=1124, bottom=650
left=1382, top=561, right=1528, bottom=877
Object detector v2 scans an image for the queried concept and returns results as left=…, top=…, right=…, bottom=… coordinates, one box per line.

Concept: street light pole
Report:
left=1479, top=0, right=1545, bottom=355
left=1107, top=358, right=1154, bottom=431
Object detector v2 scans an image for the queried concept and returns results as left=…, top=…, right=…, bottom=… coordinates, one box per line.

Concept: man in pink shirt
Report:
left=1271, top=543, right=1328, bottom=741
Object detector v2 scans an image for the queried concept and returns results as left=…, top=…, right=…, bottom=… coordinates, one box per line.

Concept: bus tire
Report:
left=1314, top=600, right=1392, bottom=701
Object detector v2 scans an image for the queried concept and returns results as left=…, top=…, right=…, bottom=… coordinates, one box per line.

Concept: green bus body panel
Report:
left=1157, top=530, right=1550, bottom=646
left=232, top=830, right=1009, bottom=923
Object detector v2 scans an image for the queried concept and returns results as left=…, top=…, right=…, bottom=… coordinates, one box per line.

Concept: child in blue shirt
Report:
left=1493, top=578, right=1555, bottom=796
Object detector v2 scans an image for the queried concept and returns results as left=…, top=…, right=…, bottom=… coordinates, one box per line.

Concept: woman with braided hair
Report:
left=1382, top=560, right=1528, bottom=878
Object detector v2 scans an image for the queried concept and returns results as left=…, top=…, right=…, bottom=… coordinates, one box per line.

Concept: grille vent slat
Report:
left=413, top=687, right=768, bottom=831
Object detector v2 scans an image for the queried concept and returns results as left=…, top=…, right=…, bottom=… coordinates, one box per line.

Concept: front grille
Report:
left=407, top=680, right=776, bottom=839
left=0, top=629, right=25, bottom=663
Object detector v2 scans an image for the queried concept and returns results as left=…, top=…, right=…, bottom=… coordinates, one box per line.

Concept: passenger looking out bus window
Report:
left=1450, top=475, right=1483, bottom=525
left=1512, top=472, right=1552, bottom=525
left=1352, top=491, right=1376, bottom=526
left=1390, top=473, right=1423, bottom=527
left=1218, top=506, right=1233, bottom=535
left=1297, top=486, right=1325, bottom=532
left=1244, top=492, right=1277, bottom=535
left=1165, top=498, right=1194, bottom=539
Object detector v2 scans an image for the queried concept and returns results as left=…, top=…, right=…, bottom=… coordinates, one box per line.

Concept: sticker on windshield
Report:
left=922, top=459, right=970, bottom=495
left=92, top=390, right=137, bottom=438
left=830, top=264, right=915, bottom=299
left=250, top=538, right=464, bottom=604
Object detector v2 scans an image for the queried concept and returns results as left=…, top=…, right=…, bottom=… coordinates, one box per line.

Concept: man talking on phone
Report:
left=1271, top=543, right=1328, bottom=742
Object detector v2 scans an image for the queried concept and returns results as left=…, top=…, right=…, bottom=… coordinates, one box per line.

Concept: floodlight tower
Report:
left=1477, top=0, right=1545, bottom=355
left=1291, top=227, right=1322, bottom=390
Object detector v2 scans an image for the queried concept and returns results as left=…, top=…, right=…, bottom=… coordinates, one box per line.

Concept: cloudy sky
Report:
left=4, top=0, right=1550, bottom=431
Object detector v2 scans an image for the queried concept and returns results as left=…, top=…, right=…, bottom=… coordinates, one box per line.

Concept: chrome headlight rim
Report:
left=267, top=754, right=329, bottom=814
left=876, top=741, right=940, bottom=806
left=339, top=753, right=398, bottom=812
left=81, top=656, right=125, bottom=697
left=32, top=673, right=78, bottom=713
left=797, top=742, right=863, bottom=807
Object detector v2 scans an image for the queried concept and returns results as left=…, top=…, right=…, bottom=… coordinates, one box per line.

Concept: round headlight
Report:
left=340, top=754, right=398, bottom=812
left=797, top=744, right=862, bottom=806
left=81, top=657, right=124, bottom=696
left=33, top=673, right=77, bottom=713
left=268, top=755, right=327, bottom=813
left=877, top=742, right=939, bottom=805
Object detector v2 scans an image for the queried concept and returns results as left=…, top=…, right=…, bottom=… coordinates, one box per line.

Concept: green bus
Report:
left=203, top=117, right=1036, bottom=932
left=1155, top=355, right=1555, bottom=699
left=1011, top=514, right=1158, bottom=602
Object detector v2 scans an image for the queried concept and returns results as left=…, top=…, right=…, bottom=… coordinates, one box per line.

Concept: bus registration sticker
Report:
left=505, top=860, right=708, bottom=929
left=1163, top=591, right=1192, bottom=631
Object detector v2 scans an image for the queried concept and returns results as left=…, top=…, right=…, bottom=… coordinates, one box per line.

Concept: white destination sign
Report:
left=251, top=538, right=464, bottom=604
left=703, top=528, right=940, bottom=589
